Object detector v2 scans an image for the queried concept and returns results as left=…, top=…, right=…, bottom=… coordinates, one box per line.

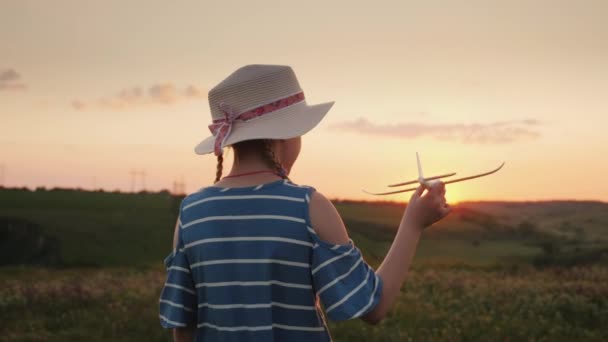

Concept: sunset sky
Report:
left=2, top=0, right=607, bottom=203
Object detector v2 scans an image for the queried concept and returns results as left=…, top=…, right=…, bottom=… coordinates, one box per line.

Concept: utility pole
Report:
left=172, top=175, right=186, bottom=195
left=129, top=169, right=136, bottom=192
left=130, top=169, right=148, bottom=192
left=140, top=170, right=147, bottom=191
left=0, top=163, right=5, bottom=187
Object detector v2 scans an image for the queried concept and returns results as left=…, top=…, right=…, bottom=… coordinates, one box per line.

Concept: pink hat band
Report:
left=208, top=91, right=305, bottom=156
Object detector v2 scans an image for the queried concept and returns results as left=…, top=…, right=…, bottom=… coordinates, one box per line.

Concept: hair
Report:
left=215, top=154, right=224, bottom=184
left=214, top=139, right=290, bottom=183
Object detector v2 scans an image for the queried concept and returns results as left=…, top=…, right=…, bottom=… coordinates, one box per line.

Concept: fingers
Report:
left=439, top=193, right=447, bottom=206
left=410, top=184, right=425, bottom=200
left=440, top=203, right=452, bottom=218
left=430, top=181, right=446, bottom=195
left=429, top=181, right=450, bottom=219
left=421, top=181, right=445, bottom=200
left=437, top=183, right=450, bottom=218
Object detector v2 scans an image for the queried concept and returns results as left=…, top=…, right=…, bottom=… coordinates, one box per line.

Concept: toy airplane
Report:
left=363, top=152, right=505, bottom=195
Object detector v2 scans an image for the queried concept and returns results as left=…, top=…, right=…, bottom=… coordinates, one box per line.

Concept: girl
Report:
left=159, top=65, right=450, bottom=341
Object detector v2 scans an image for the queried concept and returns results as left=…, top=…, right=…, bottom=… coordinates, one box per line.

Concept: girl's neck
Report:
left=228, top=157, right=275, bottom=176
left=216, top=157, right=283, bottom=187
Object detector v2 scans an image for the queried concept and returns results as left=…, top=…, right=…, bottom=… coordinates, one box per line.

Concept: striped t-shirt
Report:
left=158, top=179, right=383, bottom=341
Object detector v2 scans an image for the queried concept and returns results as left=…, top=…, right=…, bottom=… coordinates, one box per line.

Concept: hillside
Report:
left=1, top=187, right=607, bottom=267
left=1, top=188, right=607, bottom=341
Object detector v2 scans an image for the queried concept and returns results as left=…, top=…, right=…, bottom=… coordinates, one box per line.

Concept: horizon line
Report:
left=1, top=185, right=606, bottom=205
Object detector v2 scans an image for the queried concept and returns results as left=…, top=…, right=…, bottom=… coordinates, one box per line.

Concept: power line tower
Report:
left=139, top=170, right=147, bottom=191
left=0, top=163, right=5, bottom=187
left=129, top=169, right=148, bottom=192
left=129, top=169, right=137, bottom=192
left=179, top=175, right=186, bottom=195
left=172, top=175, right=186, bottom=195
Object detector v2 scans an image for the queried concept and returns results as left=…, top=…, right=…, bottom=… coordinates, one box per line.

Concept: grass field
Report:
left=2, top=265, right=607, bottom=341
left=1, top=188, right=607, bottom=341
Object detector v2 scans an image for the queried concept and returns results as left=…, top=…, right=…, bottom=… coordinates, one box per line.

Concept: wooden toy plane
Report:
left=363, top=152, right=505, bottom=195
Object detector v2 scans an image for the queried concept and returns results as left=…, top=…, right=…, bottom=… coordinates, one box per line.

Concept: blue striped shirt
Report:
left=158, top=179, right=383, bottom=341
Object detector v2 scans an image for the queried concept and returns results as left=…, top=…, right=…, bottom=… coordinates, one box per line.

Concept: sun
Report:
left=444, top=186, right=464, bottom=205
left=397, top=184, right=464, bottom=205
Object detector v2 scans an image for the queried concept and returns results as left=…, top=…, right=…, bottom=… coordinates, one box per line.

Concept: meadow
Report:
left=1, top=188, right=607, bottom=341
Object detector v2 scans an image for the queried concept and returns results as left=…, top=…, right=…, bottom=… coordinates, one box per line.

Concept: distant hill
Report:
left=335, top=199, right=608, bottom=242
left=0, top=187, right=181, bottom=267
left=1, top=187, right=606, bottom=267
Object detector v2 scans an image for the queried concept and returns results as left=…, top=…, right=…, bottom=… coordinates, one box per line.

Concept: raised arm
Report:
left=309, top=182, right=450, bottom=325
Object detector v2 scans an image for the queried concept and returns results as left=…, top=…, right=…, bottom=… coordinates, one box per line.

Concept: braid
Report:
left=214, top=154, right=224, bottom=183
left=263, top=140, right=290, bottom=181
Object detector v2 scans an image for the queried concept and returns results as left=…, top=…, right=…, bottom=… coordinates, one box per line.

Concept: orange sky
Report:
left=1, top=0, right=607, bottom=202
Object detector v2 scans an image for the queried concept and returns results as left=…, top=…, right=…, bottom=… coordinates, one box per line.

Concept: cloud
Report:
left=71, top=100, right=87, bottom=110
left=72, top=83, right=206, bottom=110
left=330, top=117, right=541, bottom=144
left=0, top=69, right=19, bottom=81
left=0, top=68, right=27, bottom=91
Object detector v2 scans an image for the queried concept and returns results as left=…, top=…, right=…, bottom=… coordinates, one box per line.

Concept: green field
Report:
left=1, top=188, right=608, bottom=341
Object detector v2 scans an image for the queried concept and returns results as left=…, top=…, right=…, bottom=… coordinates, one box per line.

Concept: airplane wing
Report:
left=363, top=162, right=505, bottom=196
left=387, top=172, right=457, bottom=187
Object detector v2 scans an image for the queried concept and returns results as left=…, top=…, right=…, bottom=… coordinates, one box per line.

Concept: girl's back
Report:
left=158, top=64, right=451, bottom=341
left=160, top=179, right=381, bottom=341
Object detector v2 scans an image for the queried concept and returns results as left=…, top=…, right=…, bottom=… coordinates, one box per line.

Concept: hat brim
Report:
left=194, top=100, right=335, bottom=155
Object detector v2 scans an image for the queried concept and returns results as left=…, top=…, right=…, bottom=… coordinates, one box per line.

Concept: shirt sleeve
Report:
left=310, top=235, right=383, bottom=321
left=158, top=216, right=198, bottom=328
left=304, top=188, right=383, bottom=321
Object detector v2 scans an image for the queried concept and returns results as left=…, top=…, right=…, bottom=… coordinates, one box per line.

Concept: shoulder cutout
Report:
left=309, top=190, right=350, bottom=245
left=172, top=218, right=180, bottom=250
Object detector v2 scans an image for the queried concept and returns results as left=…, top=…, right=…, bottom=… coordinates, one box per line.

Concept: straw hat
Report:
left=194, top=64, right=335, bottom=156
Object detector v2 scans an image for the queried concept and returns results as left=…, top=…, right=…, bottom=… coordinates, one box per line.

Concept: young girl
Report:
left=159, top=65, right=450, bottom=341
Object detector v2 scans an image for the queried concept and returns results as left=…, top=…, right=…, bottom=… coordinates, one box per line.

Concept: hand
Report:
left=403, top=180, right=451, bottom=229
